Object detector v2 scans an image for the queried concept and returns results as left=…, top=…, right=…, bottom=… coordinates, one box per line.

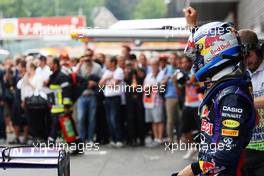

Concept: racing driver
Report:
left=173, top=7, right=257, bottom=176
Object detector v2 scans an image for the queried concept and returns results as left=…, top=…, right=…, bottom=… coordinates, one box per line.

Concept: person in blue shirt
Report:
left=161, top=53, right=183, bottom=143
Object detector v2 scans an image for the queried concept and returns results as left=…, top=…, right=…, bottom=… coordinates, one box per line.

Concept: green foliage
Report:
left=0, top=0, right=28, bottom=17
left=133, top=0, right=167, bottom=19
left=105, top=0, right=138, bottom=20
left=0, top=0, right=168, bottom=25
left=0, top=0, right=104, bottom=25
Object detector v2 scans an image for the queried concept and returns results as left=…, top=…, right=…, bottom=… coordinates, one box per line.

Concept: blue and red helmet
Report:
left=184, top=22, right=242, bottom=82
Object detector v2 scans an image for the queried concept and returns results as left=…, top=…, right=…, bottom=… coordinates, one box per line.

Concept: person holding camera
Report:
left=160, top=53, right=183, bottom=143
left=178, top=56, right=203, bottom=160
left=124, top=57, right=146, bottom=146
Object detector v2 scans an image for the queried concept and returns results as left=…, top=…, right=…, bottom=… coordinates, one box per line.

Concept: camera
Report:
left=173, top=69, right=186, bottom=85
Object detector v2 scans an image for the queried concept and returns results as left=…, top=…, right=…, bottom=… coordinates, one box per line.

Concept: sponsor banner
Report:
left=0, top=16, right=85, bottom=39
left=0, top=18, right=19, bottom=38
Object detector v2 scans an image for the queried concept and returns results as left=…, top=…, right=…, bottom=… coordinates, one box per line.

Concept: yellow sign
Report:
left=3, top=22, right=15, bottom=33
left=222, top=129, right=239, bottom=136
left=222, top=120, right=240, bottom=128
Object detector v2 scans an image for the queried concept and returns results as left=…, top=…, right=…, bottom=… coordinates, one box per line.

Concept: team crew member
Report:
left=174, top=7, right=256, bottom=176
left=239, top=29, right=264, bottom=176
left=46, top=57, right=75, bottom=142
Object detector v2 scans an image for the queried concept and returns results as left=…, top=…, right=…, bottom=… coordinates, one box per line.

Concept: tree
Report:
left=105, top=0, right=138, bottom=20
left=0, top=0, right=168, bottom=24
left=75, top=0, right=105, bottom=26
left=0, top=0, right=105, bottom=26
left=0, top=0, right=29, bottom=18
left=133, top=0, right=167, bottom=19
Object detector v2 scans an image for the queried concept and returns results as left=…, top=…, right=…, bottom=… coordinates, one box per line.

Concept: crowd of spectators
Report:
left=0, top=45, right=203, bottom=158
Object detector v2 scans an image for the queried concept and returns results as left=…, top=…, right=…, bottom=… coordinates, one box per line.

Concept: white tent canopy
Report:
left=71, top=18, right=190, bottom=42
left=75, top=28, right=189, bottom=42
left=110, top=18, right=187, bottom=30
left=0, top=49, right=9, bottom=55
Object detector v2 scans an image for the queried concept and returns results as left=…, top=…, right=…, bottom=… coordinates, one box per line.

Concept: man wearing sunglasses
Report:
left=76, top=48, right=103, bottom=145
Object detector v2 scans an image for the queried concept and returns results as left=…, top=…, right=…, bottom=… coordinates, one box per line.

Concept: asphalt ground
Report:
left=0, top=141, right=192, bottom=176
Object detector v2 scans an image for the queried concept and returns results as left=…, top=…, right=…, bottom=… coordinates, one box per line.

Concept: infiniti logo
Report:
left=223, top=137, right=233, bottom=144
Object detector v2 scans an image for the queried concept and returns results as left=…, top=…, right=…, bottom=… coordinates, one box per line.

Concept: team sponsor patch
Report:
left=205, top=36, right=224, bottom=48
left=222, top=119, right=240, bottom=128
left=221, top=129, right=239, bottom=137
left=221, top=112, right=241, bottom=119
left=223, top=137, right=233, bottom=144
left=222, top=106, right=243, bottom=113
left=208, top=166, right=226, bottom=174
left=201, top=105, right=209, bottom=118
left=199, top=160, right=215, bottom=173
left=201, top=119, right=213, bottom=136
left=210, top=42, right=231, bottom=56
